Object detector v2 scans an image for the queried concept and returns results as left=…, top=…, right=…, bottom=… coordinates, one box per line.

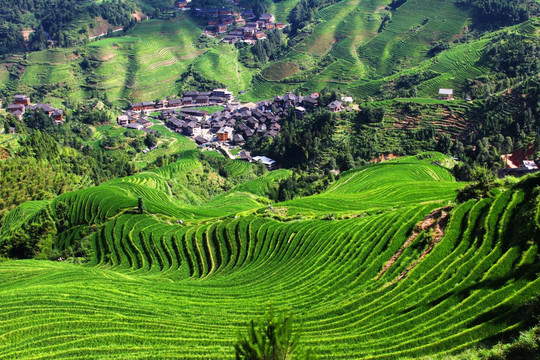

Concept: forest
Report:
left=0, top=0, right=137, bottom=54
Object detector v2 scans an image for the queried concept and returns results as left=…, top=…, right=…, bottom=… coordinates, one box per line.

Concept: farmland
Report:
left=4, top=0, right=529, bottom=105
left=1, top=152, right=539, bottom=358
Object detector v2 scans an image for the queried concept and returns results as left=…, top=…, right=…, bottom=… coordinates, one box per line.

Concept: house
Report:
left=341, top=96, right=353, bottom=103
left=233, top=133, right=245, bottom=145
left=208, top=19, right=219, bottom=26
left=295, top=106, right=306, bottom=119
left=259, top=13, right=275, bottom=23
left=217, top=126, right=234, bottom=141
left=327, top=100, right=343, bottom=113
left=27, top=103, right=56, bottom=116
left=14, top=94, right=30, bottom=105
left=235, top=17, right=245, bottom=26
left=222, top=35, right=238, bottom=45
left=135, top=117, right=152, bottom=128
left=117, top=115, right=129, bottom=126
left=245, top=22, right=259, bottom=29
left=303, top=95, right=318, bottom=109
left=275, top=22, right=285, bottom=29
left=254, top=31, right=266, bottom=40
left=212, top=88, right=233, bottom=100
left=142, top=101, right=155, bottom=110
left=8, top=103, right=25, bottom=114
left=167, top=117, right=184, bottom=131
left=52, top=109, right=64, bottom=123
left=266, top=23, right=275, bottom=30
left=184, top=91, right=199, bottom=97
left=252, top=155, right=276, bottom=170
left=219, top=9, right=232, bottom=15
left=264, top=129, right=278, bottom=138
left=242, top=10, right=256, bottom=20
left=182, top=97, right=193, bottom=106
left=194, top=136, right=208, bottom=146
left=194, top=95, right=210, bottom=106
left=175, top=0, right=188, bottom=9
left=438, top=88, right=454, bottom=100
left=12, top=110, right=23, bottom=120
left=222, top=16, right=234, bottom=25
left=131, top=103, right=144, bottom=111
left=127, top=122, right=144, bottom=130
left=244, top=128, right=255, bottom=138
left=216, top=24, right=228, bottom=33
left=168, top=99, right=182, bottom=108
left=183, top=121, right=201, bottom=136
left=522, top=160, right=538, bottom=170
left=238, top=150, right=251, bottom=161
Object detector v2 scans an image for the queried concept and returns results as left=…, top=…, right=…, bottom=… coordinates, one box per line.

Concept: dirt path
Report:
left=378, top=207, right=451, bottom=282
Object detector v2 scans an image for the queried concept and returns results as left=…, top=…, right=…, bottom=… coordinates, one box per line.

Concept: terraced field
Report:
left=0, top=152, right=539, bottom=359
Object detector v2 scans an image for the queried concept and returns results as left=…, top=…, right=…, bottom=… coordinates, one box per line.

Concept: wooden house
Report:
left=216, top=24, right=228, bottom=33
left=438, top=88, right=454, bottom=100
left=14, top=94, right=30, bottom=105
left=327, top=100, right=343, bottom=113
left=259, top=13, right=275, bottom=23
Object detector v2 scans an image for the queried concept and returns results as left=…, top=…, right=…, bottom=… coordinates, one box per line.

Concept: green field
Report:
left=1, top=152, right=539, bottom=358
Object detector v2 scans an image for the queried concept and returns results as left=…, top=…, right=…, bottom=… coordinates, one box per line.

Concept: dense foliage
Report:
left=457, top=0, right=535, bottom=28
left=0, top=0, right=137, bottom=54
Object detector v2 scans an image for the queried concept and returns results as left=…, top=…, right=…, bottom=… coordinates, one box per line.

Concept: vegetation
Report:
left=0, top=153, right=539, bottom=359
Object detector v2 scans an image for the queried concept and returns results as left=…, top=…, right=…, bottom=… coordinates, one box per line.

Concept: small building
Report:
left=341, top=96, right=353, bottom=103
left=438, top=88, right=454, bottom=100
left=216, top=24, right=228, bottom=34
left=14, top=94, right=30, bottom=105
left=142, top=101, right=155, bottom=110
left=194, top=136, right=208, bottom=146
left=238, top=150, right=251, bottom=161
left=131, top=103, right=144, bottom=111
left=522, top=160, right=538, bottom=170
left=194, top=95, right=210, bottom=106
left=8, top=103, right=25, bottom=114
left=275, top=22, right=285, bottom=29
left=52, top=109, right=64, bottom=123
left=252, top=155, right=276, bottom=170
left=327, top=100, right=343, bottom=113
left=295, top=106, right=306, bottom=119
left=175, top=0, right=189, bottom=9
left=303, top=95, right=318, bottom=109
left=259, top=13, right=275, bottom=24
left=222, top=35, right=238, bottom=45
left=217, top=126, right=234, bottom=142
left=135, top=117, right=152, bottom=128
left=117, top=115, right=129, bottom=126
left=233, top=133, right=245, bottom=145
left=168, top=99, right=182, bottom=108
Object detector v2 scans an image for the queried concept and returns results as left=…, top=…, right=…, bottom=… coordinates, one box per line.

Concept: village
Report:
left=116, top=88, right=350, bottom=169
left=3, top=95, right=64, bottom=124
left=174, top=0, right=285, bottom=44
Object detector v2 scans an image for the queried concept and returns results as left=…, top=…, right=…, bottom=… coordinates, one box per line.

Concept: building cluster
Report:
left=127, top=88, right=233, bottom=113
left=162, top=91, right=323, bottom=147
left=196, top=8, right=284, bottom=43
left=4, top=95, right=64, bottom=123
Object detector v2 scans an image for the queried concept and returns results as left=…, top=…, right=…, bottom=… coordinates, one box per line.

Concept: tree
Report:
left=144, top=132, right=158, bottom=148
left=234, top=308, right=312, bottom=360
left=137, top=197, right=145, bottom=214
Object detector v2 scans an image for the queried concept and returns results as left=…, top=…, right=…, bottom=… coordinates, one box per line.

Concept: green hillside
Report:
left=1, top=152, right=539, bottom=358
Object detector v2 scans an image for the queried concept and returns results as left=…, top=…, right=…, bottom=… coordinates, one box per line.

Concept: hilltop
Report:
left=0, top=151, right=539, bottom=358
left=0, top=0, right=538, bottom=107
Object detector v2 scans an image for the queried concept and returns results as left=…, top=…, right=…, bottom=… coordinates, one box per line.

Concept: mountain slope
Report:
left=0, top=153, right=539, bottom=359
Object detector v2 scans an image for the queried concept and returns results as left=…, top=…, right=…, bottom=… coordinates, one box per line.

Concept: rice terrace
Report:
left=0, top=0, right=539, bottom=359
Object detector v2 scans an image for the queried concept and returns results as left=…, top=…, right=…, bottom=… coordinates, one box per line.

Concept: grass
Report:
left=193, top=44, right=257, bottom=95
left=1, top=153, right=539, bottom=359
